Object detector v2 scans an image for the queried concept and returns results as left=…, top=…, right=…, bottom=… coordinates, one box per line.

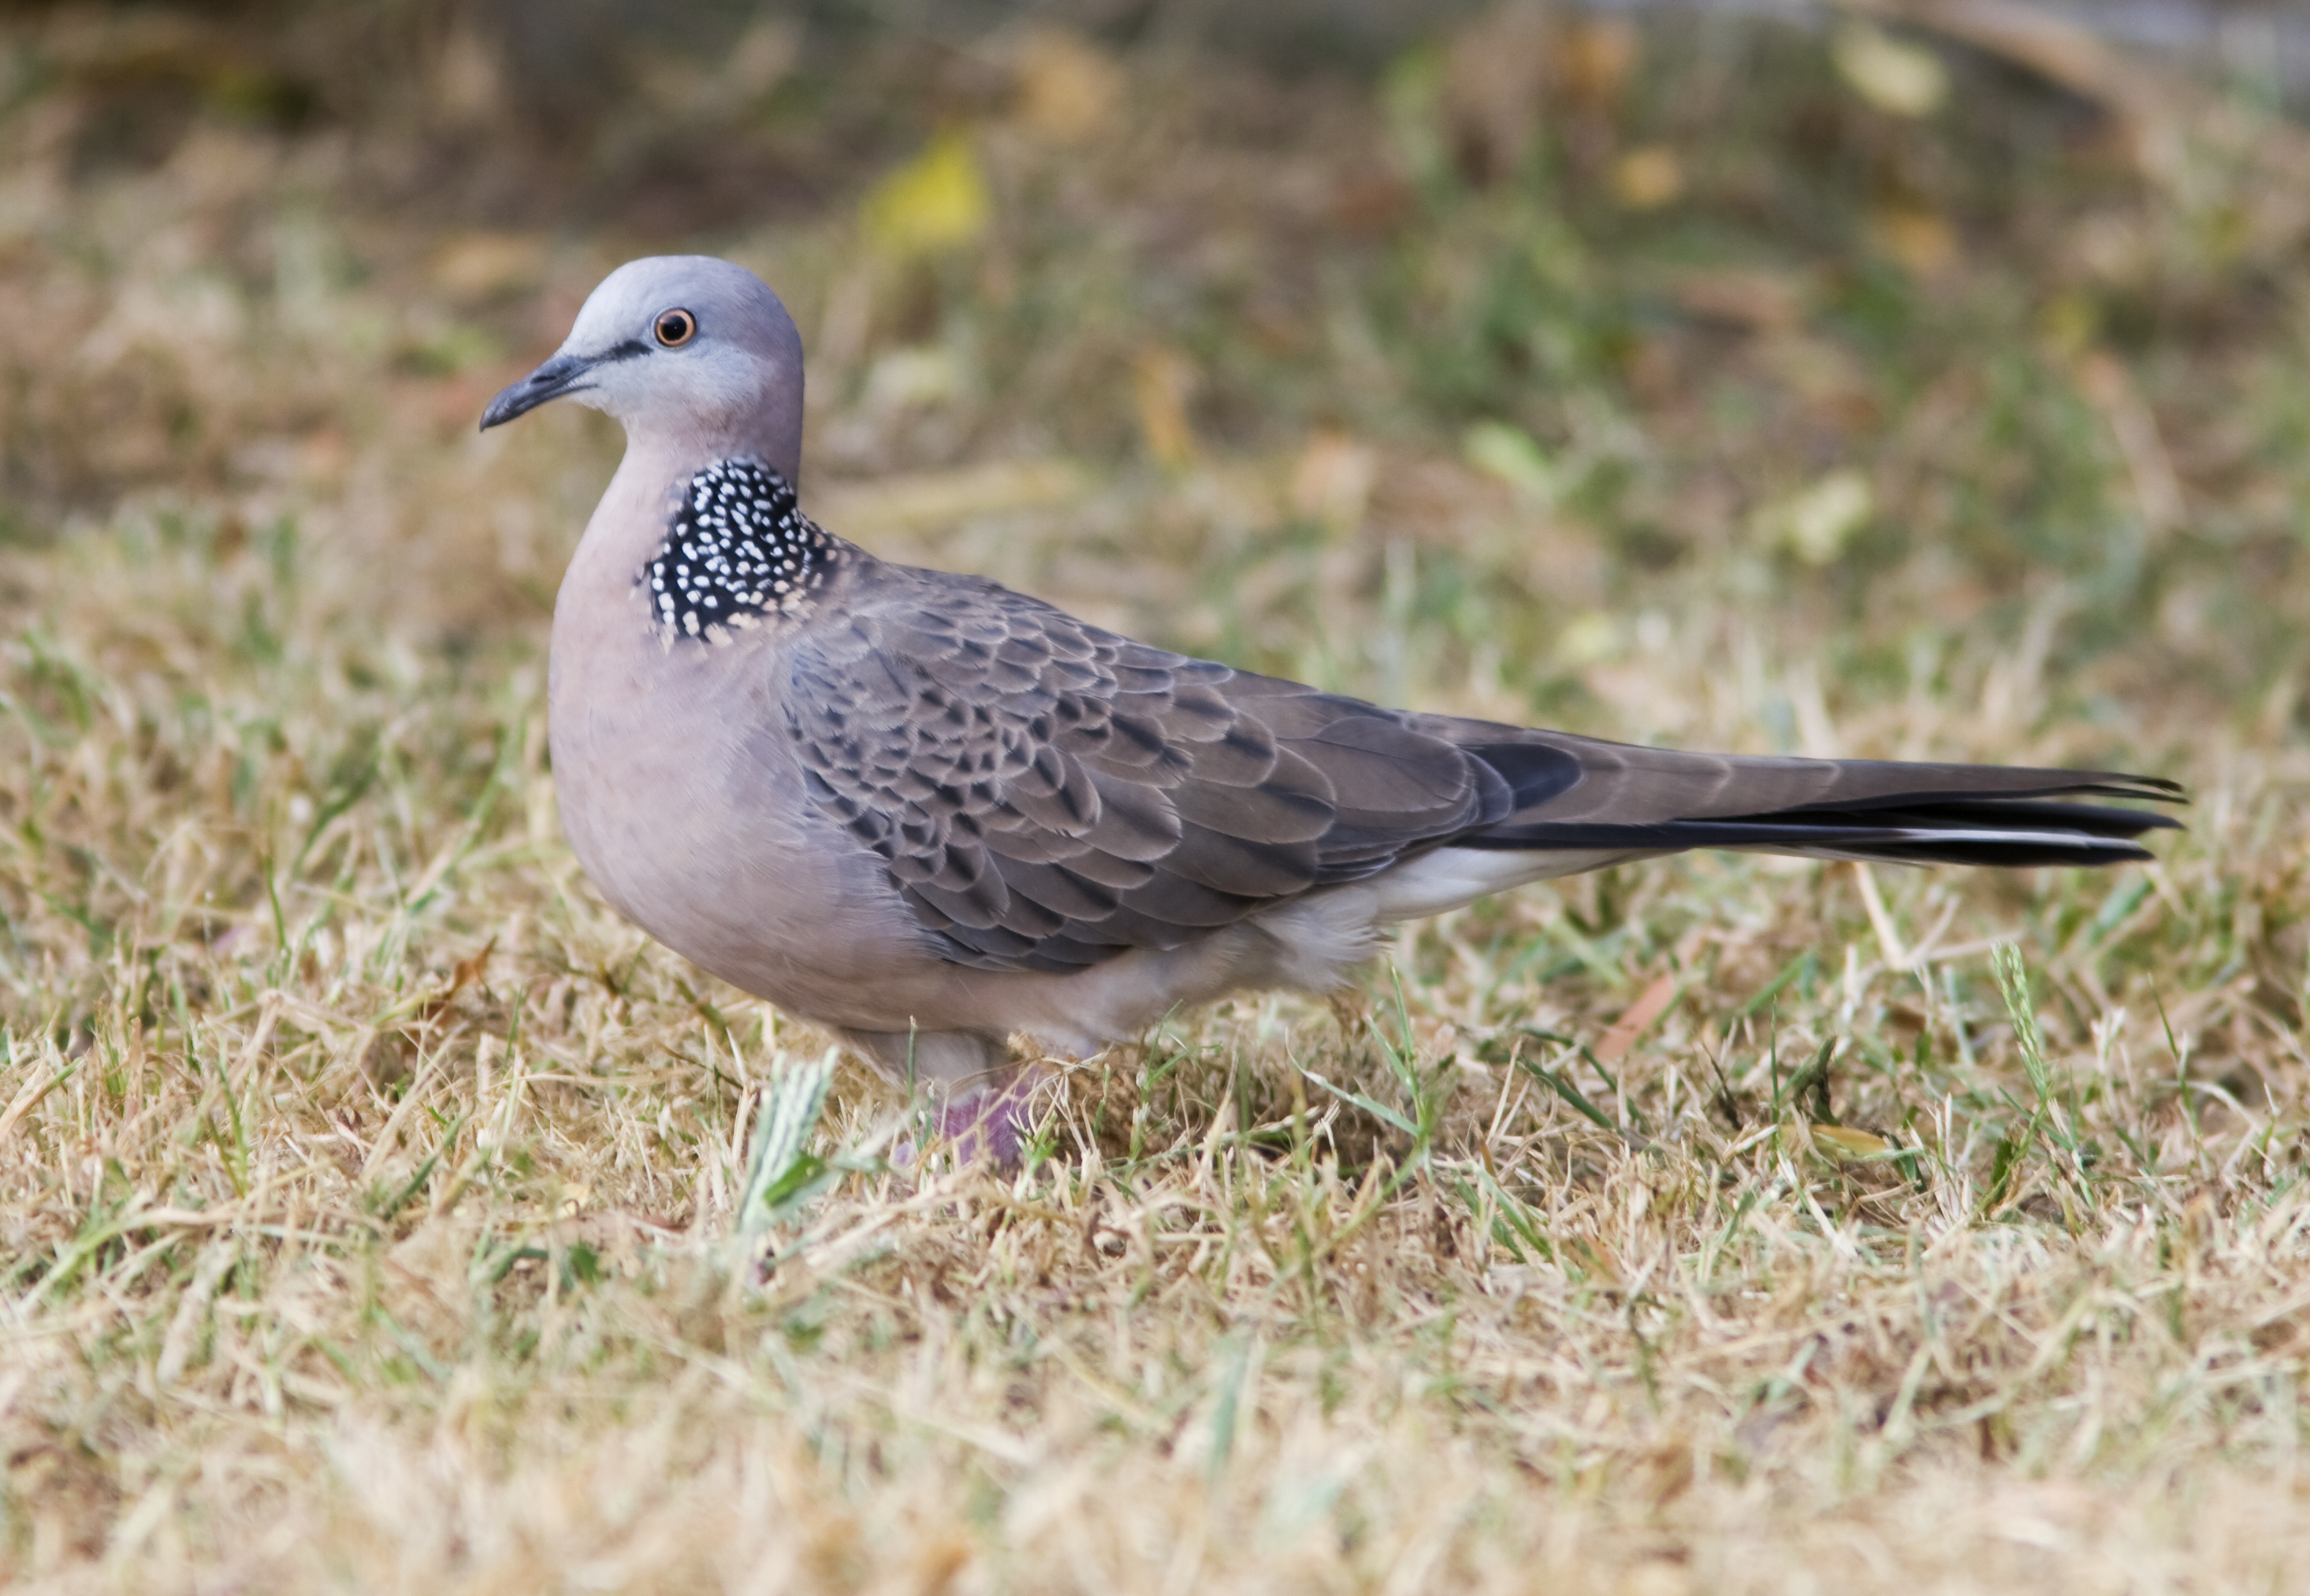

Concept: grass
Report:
left=2, top=4, right=2308, bottom=1590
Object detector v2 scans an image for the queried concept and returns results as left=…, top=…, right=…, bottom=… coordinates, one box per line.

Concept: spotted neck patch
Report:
left=644, top=459, right=837, bottom=642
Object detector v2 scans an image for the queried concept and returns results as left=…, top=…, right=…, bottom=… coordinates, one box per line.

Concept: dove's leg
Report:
left=839, top=1027, right=1010, bottom=1092
left=839, top=1026, right=1045, bottom=1166
left=932, top=1076, right=1043, bottom=1166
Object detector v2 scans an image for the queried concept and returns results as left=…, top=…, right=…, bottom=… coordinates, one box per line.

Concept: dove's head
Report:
left=482, top=256, right=805, bottom=483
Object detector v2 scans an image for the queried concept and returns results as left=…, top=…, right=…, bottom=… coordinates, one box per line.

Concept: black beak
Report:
left=479, top=351, right=594, bottom=431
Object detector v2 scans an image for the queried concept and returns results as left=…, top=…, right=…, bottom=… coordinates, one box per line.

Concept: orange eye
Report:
left=653, top=308, right=697, bottom=348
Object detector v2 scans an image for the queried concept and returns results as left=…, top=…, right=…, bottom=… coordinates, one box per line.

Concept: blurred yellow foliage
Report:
left=817, top=459, right=1092, bottom=542
left=1132, top=347, right=1197, bottom=470
left=1464, top=419, right=1557, bottom=499
left=1833, top=21, right=1949, bottom=117
left=1289, top=430, right=1376, bottom=532
left=1756, top=469, right=1873, bottom=565
left=430, top=232, right=548, bottom=303
left=1556, top=16, right=1639, bottom=112
left=1871, top=203, right=1958, bottom=277
left=1611, top=146, right=1683, bottom=210
left=861, top=131, right=991, bottom=259
left=1555, top=610, right=1621, bottom=668
left=2038, top=289, right=2100, bottom=356
left=1015, top=29, right=1123, bottom=143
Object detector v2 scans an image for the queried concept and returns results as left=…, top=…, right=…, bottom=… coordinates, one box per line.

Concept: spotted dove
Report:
left=482, top=256, right=2178, bottom=1142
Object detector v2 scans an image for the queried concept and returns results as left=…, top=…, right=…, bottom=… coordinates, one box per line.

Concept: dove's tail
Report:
left=1454, top=736, right=2182, bottom=869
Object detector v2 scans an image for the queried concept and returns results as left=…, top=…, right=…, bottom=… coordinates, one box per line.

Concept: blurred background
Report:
left=5, top=0, right=2308, bottom=747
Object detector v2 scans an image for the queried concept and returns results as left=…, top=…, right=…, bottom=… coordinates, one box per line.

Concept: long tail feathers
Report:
left=1459, top=742, right=2182, bottom=869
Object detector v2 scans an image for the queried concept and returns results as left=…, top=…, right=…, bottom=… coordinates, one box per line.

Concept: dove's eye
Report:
left=653, top=308, right=697, bottom=348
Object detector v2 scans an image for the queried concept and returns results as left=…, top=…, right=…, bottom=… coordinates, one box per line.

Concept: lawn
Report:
left=2, top=4, right=2307, bottom=1590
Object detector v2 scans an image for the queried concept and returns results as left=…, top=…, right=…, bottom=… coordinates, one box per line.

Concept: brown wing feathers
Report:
left=786, top=570, right=2178, bottom=973
left=786, top=576, right=1509, bottom=971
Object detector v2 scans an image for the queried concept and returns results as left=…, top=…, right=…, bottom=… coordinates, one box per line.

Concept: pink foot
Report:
left=929, top=1077, right=1040, bottom=1166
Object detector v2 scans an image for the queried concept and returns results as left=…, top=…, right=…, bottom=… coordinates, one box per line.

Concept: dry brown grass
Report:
left=2, top=6, right=2308, bottom=1591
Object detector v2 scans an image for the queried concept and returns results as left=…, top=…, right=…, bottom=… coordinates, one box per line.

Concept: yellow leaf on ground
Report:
left=1594, top=973, right=1679, bottom=1065
left=1811, top=1125, right=1893, bottom=1161
left=862, top=131, right=991, bottom=259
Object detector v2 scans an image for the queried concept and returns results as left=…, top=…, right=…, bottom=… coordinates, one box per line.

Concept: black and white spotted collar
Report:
left=644, top=458, right=839, bottom=643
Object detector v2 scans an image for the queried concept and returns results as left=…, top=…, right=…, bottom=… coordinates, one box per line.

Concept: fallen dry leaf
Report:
left=1594, top=973, right=1680, bottom=1065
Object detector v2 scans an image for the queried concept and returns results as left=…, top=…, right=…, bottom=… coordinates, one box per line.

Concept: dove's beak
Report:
left=480, top=347, right=624, bottom=430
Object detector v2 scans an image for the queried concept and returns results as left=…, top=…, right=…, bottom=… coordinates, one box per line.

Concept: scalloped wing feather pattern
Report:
left=778, top=562, right=2179, bottom=977
left=782, top=571, right=1536, bottom=973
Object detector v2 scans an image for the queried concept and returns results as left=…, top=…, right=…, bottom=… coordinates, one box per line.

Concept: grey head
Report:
left=479, top=255, right=805, bottom=483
